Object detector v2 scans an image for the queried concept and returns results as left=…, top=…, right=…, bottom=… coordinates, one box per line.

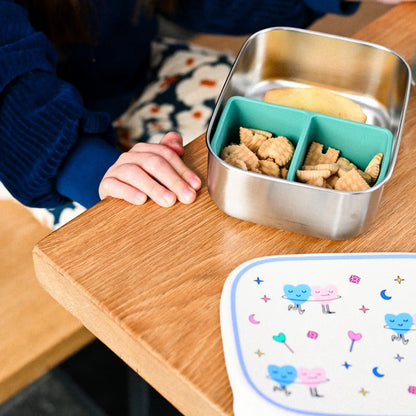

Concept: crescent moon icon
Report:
left=248, top=314, right=260, bottom=324
left=380, top=289, right=392, bottom=300
left=372, top=367, right=385, bottom=378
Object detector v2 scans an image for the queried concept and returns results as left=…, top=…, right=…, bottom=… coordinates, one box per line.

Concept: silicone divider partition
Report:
left=211, top=96, right=393, bottom=185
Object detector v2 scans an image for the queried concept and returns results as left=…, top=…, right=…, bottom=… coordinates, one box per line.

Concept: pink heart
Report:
left=311, top=285, right=338, bottom=303
left=297, top=367, right=327, bottom=387
left=348, top=331, right=362, bottom=341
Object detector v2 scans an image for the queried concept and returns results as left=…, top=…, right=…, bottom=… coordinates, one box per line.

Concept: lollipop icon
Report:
left=348, top=330, right=362, bottom=352
left=273, top=332, right=294, bottom=353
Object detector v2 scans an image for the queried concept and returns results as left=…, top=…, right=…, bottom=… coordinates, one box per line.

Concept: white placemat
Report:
left=220, top=253, right=416, bottom=416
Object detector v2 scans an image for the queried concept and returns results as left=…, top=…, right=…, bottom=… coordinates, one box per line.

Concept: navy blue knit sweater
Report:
left=0, top=0, right=359, bottom=208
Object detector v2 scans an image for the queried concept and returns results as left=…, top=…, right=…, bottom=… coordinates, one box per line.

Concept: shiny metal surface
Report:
left=206, top=28, right=411, bottom=240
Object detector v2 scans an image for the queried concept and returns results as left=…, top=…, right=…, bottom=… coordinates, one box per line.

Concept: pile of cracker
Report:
left=220, top=126, right=383, bottom=192
left=297, top=141, right=383, bottom=191
left=220, top=127, right=294, bottom=179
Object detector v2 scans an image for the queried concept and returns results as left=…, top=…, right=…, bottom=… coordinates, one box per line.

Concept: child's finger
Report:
left=159, top=132, right=184, bottom=155
left=99, top=176, right=148, bottom=205
left=102, top=159, right=195, bottom=206
left=128, top=154, right=197, bottom=204
left=126, top=144, right=202, bottom=191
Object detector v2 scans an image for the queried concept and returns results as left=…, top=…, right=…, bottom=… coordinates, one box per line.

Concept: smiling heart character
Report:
left=311, top=285, right=339, bottom=314
left=385, top=313, right=413, bottom=335
left=284, top=284, right=311, bottom=304
left=385, top=312, right=413, bottom=345
left=297, top=367, right=327, bottom=397
left=283, top=284, right=311, bottom=314
left=267, top=365, right=297, bottom=388
left=311, top=285, right=338, bottom=303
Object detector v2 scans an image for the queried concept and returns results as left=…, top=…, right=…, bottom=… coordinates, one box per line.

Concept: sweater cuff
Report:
left=56, top=136, right=121, bottom=208
left=304, top=0, right=360, bottom=15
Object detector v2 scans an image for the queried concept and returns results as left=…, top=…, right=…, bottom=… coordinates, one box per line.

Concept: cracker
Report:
left=323, top=179, right=334, bottom=189
left=223, top=156, right=248, bottom=170
left=365, top=152, right=383, bottom=185
left=304, top=141, right=324, bottom=166
left=258, top=159, right=280, bottom=177
left=338, top=166, right=372, bottom=184
left=280, top=167, right=289, bottom=179
left=248, top=128, right=273, bottom=138
left=296, top=169, right=333, bottom=182
left=334, top=169, right=370, bottom=191
left=358, top=169, right=372, bottom=184
left=326, top=174, right=340, bottom=188
left=318, top=146, right=340, bottom=164
left=221, top=144, right=240, bottom=160
left=257, top=136, right=294, bottom=166
left=239, top=127, right=268, bottom=153
left=336, top=156, right=357, bottom=172
left=221, top=143, right=259, bottom=172
left=305, top=177, right=325, bottom=187
left=302, top=163, right=339, bottom=175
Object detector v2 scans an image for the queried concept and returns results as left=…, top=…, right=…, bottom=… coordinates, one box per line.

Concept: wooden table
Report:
left=33, top=4, right=416, bottom=416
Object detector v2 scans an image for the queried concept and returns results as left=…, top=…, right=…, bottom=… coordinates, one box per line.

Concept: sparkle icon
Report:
left=395, top=354, right=404, bottom=362
left=255, top=349, right=264, bottom=357
left=394, top=276, right=405, bottom=284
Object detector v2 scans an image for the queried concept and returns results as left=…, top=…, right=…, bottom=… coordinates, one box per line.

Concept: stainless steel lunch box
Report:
left=206, top=27, right=411, bottom=240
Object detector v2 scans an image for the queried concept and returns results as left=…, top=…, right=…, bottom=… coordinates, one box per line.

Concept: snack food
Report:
left=257, top=136, right=294, bottom=166
left=221, top=143, right=259, bottom=172
left=365, top=153, right=383, bottom=185
left=258, top=159, right=281, bottom=177
left=220, top=127, right=383, bottom=192
left=239, top=127, right=268, bottom=153
left=296, top=141, right=383, bottom=191
left=263, top=87, right=367, bottom=123
left=334, top=169, right=370, bottom=192
left=220, top=127, right=294, bottom=178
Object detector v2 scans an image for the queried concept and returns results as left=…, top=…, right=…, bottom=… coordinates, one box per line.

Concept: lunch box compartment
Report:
left=211, top=96, right=393, bottom=185
left=298, top=113, right=393, bottom=185
left=210, top=96, right=307, bottom=173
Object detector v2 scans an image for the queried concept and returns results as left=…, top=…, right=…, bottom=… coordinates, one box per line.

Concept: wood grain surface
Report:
left=33, top=4, right=416, bottom=416
left=0, top=201, right=93, bottom=403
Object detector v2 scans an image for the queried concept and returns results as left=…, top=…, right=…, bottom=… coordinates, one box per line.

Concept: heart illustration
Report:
left=311, top=285, right=338, bottom=303
left=297, top=367, right=327, bottom=387
left=267, top=365, right=297, bottom=387
left=283, top=284, right=311, bottom=305
left=273, top=333, right=286, bottom=343
left=385, top=313, right=413, bottom=335
left=348, top=331, right=362, bottom=341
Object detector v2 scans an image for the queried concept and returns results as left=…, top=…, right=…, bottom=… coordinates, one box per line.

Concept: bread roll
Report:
left=263, top=87, right=367, bottom=123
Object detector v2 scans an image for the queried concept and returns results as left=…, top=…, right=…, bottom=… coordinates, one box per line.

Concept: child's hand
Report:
left=99, top=132, right=202, bottom=207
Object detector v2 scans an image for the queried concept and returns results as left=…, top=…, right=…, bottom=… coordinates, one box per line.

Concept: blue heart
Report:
left=267, top=365, right=297, bottom=387
left=284, top=284, right=311, bottom=305
left=385, top=313, right=413, bottom=335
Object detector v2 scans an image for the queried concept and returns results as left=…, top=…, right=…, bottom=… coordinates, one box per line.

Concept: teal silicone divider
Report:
left=211, top=96, right=393, bottom=185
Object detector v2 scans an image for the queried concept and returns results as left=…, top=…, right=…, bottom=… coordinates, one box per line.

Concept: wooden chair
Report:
left=0, top=200, right=94, bottom=404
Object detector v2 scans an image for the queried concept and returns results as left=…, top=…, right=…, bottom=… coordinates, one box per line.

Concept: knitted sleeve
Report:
left=0, top=0, right=118, bottom=208
left=170, top=0, right=359, bottom=35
